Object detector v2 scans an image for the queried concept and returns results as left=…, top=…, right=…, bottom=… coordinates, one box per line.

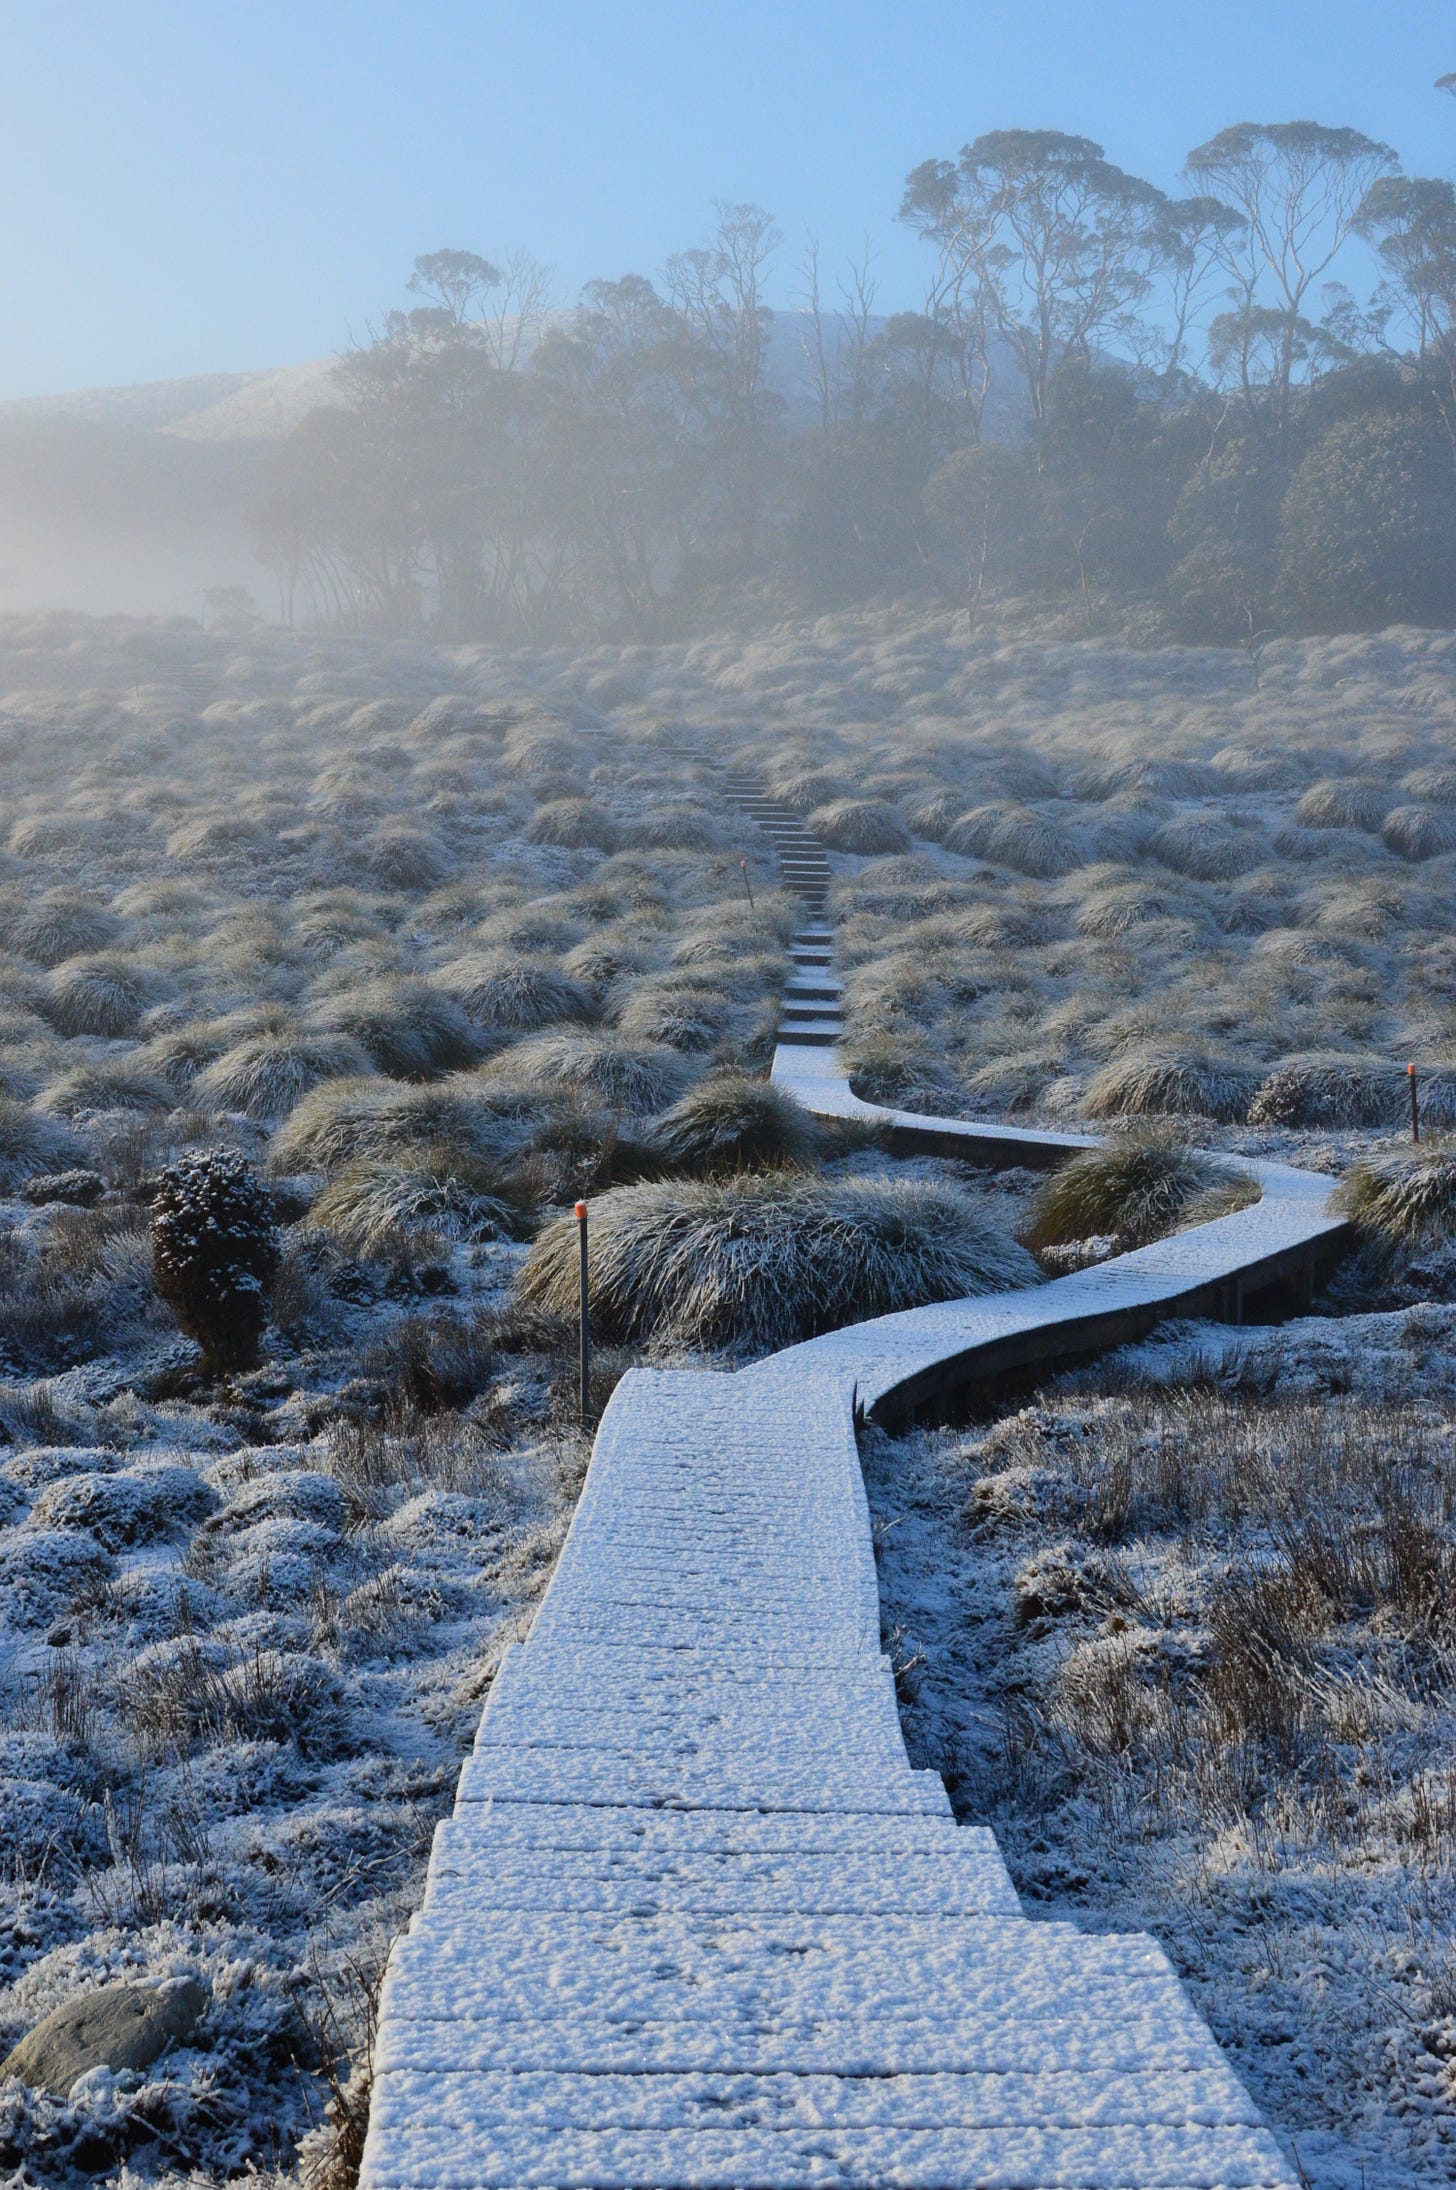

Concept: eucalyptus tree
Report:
left=899, top=131, right=1171, bottom=431
left=1184, top=121, right=1399, bottom=433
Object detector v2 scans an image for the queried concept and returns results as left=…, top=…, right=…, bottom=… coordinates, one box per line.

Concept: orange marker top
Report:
left=574, top=1200, right=588, bottom=1220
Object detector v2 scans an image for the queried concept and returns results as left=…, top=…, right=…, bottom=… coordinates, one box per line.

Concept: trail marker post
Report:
left=740, top=857, right=756, bottom=910
left=575, top=1200, right=590, bottom=1430
left=1410, top=1063, right=1420, bottom=1144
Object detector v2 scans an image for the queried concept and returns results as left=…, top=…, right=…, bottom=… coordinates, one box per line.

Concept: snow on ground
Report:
left=864, top=1303, right=1456, bottom=2190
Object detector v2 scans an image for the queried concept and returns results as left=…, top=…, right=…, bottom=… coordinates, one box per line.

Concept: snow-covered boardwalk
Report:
left=359, top=806, right=1340, bottom=2188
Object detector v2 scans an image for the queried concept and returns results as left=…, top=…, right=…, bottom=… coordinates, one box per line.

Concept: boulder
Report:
left=0, top=1978, right=206, bottom=2092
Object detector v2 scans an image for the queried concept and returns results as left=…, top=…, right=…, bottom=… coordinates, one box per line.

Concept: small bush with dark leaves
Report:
left=150, top=1149, right=281, bottom=1371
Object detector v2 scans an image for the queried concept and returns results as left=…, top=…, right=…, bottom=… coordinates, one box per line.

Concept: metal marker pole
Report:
left=740, top=857, right=756, bottom=911
left=575, top=1200, right=590, bottom=1430
left=1409, top=1063, right=1420, bottom=1144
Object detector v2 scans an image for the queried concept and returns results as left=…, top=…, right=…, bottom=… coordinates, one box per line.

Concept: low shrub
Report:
left=151, top=1150, right=281, bottom=1372
left=647, top=1073, right=819, bottom=1175
left=1030, top=1133, right=1258, bottom=1251
left=515, top=1171, right=1040, bottom=1353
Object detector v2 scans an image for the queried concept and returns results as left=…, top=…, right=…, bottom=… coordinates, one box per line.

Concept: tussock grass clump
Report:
left=40, top=1060, right=174, bottom=1117
left=1335, top=1143, right=1456, bottom=1264
left=1084, top=1050, right=1259, bottom=1125
left=525, top=797, right=619, bottom=851
left=516, top=1171, right=1040, bottom=1353
left=1380, top=804, right=1456, bottom=863
left=437, top=953, right=594, bottom=1034
left=1295, top=777, right=1391, bottom=832
left=193, top=1032, right=375, bottom=1122
left=0, top=1099, right=87, bottom=1189
left=943, top=804, right=1083, bottom=878
left=1146, top=816, right=1266, bottom=881
left=484, top=1033, right=694, bottom=1115
left=648, top=1073, right=819, bottom=1175
left=1399, top=765, right=1456, bottom=807
left=1248, top=1055, right=1409, bottom=1130
left=1030, top=1133, right=1257, bottom=1251
left=3, top=893, right=121, bottom=968
left=311, top=1149, right=529, bottom=1255
left=613, top=982, right=738, bottom=1054
left=364, top=823, right=450, bottom=889
left=270, top=1076, right=532, bottom=1175
left=843, top=1031, right=964, bottom=1116
left=43, top=954, right=151, bottom=1038
left=314, top=980, right=482, bottom=1079
left=807, top=799, right=910, bottom=854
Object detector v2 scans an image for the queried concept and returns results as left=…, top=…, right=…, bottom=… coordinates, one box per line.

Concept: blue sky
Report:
left=1, top=0, right=1452, bottom=400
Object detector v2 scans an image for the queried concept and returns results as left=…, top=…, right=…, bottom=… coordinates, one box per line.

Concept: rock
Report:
left=0, top=1978, right=207, bottom=2092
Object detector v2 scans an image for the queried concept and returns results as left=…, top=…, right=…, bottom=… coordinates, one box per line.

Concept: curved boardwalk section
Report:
left=359, top=791, right=1328, bottom=2189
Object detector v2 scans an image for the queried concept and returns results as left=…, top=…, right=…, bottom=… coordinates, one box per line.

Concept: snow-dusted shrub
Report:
left=1030, top=1134, right=1257, bottom=1251
left=3, top=892, right=121, bottom=968
left=270, top=1076, right=534, bottom=1174
left=151, top=1150, right=280, bottom=1372
left=0, top=1100, right=86, bottom=1189
left=483, top=1033, right=695, bottom=1115
left=30, top=1461, right=213, bottom=1550
left=120, top=1639, right=348, bottom=1758
left=314, top=979, right=482, bottom=1079
left=311, top=1150, right=528, bottom=1255
left=525, top=796, right=618, bottom=851
left=193, top=1030, right=373, bottom=1121
left=807, top=799, right=910, bottom=854
left=1295, top=777, right=1391, bottom=831
left=1335, top=1144, right=1456, bottom=1263
left=1248, top=1055, right=1409, bottom=1130
left=1083, top=1050, right=1259, bottom=1124
left=0, top=1524, right=113, bottom=1623
left=943, top=804, right=1083, bottom=878
left=517, top=1172, right=1040, bottom=1353
left=437, top=952, right=594, bottom=1035
left=42, top=953, right=150, bottom=1038
left=1380, top=804, right=1456, bottom=862
left=648, top=1073, right=819, bottom=1175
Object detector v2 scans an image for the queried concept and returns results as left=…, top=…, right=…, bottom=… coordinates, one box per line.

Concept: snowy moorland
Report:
left=0, top=600, right=1454, bottom=2185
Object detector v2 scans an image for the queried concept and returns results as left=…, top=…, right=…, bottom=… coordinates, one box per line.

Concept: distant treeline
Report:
left=253, top=109, right=1456, bottom=644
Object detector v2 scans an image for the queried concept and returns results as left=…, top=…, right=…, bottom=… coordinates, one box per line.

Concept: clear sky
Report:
left=2, top=0, right=1452, bottom=401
